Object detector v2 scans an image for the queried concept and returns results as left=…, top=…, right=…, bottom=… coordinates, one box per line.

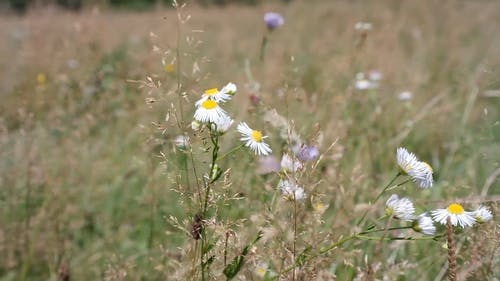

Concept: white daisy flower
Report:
left=195, top=87, right=232, bottom=106
left=385, top=194, right=415, bottom=221
left=354, top=73, right=375, bottom=90
left=412, top=161, right=433, bottom=188
left=219, top=82, right=237, bottom=96
left=278, top=180, right=306, bottom=201
left=413, top=213, right=436, bottom=235
left=473, top=205, right=492, bottom=223
left=194, top=99, right=228, bottom=124
left=431, top=203, right=475, bottom=228
left=280, top=153, right=302, bottom=173
left=237, top=122, right=272, bottom=156
left=396, top=147, right=433, bottom=188
left=211, top=114, right=234, bottom=133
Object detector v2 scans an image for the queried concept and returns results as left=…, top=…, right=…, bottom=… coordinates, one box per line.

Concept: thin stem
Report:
left=357, top=172, right=401, bottom=226
left=355, top=234, right=441, bottom=241
left=292, top=196, right=297, bottom=281
left=218, top=144, right=244, bottom=161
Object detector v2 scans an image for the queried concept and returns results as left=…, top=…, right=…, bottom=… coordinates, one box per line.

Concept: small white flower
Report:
left=355, top=21, right=373, bottom=31
left=368, top=70, right=383, bottom=81
left=280, top=153, right=302, bottom=172
left=211, top=114, right=234, bottom=133
left=174, top=135, right=189, bottom=148
left=220, top=82, right=237, bottom=96
left=279, top=180, right=306, bottom=201
left=255, top=262, right=268, bottom=277
left=354, top=73, right=376, bottom=90
left=191, top=120, right=201, bottom=131
left=195, top=87, right=232, bottom=107
left=412, top=161, right=433, bottom=188
left=431, top=203, right=475, bottom=228
left=194, top=99, right=228, bottom=123
left=385, top=194, right=415, bottom=221
left=237, top=122, right=272, bottom=156
left=473, top=205, right=492, bottom=223
left=396, top=147, right=433, bottom=188
left=413, top=213, right=436, bottom=235
left=398, top=91, right=413, bottom=101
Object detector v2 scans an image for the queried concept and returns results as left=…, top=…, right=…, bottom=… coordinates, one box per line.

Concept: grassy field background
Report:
left=0, top=0, right=499, bottom=280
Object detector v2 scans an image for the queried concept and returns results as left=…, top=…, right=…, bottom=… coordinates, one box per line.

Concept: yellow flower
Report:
left=163, top=63, right=174, bottom=73
left=36, top=73, right=46, bottom=85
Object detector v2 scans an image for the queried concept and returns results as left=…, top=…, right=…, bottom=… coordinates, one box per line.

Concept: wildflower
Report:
left=412, top=213, right=436, bottom=235
left=36, top=73, right=46, bottom=85
left=280, top=153, right=302, bottom=172
left=194, top=99, right=228, bottom=124
left=473, top=205, right=492, bottom=223
left=296, top=145, right=319, bottom=162
left=355, top=21, right=373, bottom=32
left=368, top=70, right=383, bottom=81
left=431, top=203, right=475, bottom=228
left=174, top=135, right=189, bottom=148
left=354, top=72, right=375, bottom=90
left=219, top=82, right=237, bottom=96
left=195, top=87, right=232, bottom=106
left=398, top=91, right=413, bottom=101
left=312, top=201, right=329, bottom=214
left=396, top=147, right=433, bottom=188
left=191, top=120, right=201, bottom=131
left=264, top=12, right=284, bottom=30
left=279, top=180, right=306, bottom=201
left=412, top=161, right=433, bottom=188
left=257, top=156, right=281, bottom=175
left=211, top=114, right=234, bottom=133
left=163, top=63, right=174, bottom=73
left=237, top=122, right=272, bottom=156
left=385, top=194, right=415, bottom=221
left=255, top=262, right=269, bottom=277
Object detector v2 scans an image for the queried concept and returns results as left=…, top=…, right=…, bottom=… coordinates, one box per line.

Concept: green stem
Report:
left=356, top=172, right=401, bottom=226
left=355, top=234, right=442, bottom=241
left=218, top=144, right=244, bottom=161
left=260, top=34, right=268, bottom=62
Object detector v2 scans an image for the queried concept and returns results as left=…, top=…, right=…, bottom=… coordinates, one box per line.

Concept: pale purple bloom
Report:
left=256, top=156, right=280, bottom=175
left=297, top=145, right=319, bottom=162
left=264, top=12, right=284, bottom=30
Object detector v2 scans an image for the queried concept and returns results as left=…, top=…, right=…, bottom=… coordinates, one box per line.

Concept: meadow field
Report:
left=0, top=0, right=499, bottom=280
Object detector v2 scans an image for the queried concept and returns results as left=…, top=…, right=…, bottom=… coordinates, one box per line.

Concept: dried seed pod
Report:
left=191, top=213, right=203, bottom=240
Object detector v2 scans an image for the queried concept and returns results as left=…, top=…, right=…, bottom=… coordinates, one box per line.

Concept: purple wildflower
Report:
left=256, top=156, right=280, bottom=175
left=297, top=145, right=320, bottom=162
left=264, top=12, right=284, bottom=30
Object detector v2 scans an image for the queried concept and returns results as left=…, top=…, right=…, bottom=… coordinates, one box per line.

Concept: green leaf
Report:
left=223, top=231, right=263, bottom=280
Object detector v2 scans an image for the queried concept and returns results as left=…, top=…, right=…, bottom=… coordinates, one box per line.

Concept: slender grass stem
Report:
left=357, top=172, right=401, bottom=226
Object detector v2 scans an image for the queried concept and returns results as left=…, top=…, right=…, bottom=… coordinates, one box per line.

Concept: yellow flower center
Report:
left=36, top=73, right=46, bottom=85
left=421, top=162, right=433, bottom=173
left=163, top=63, right=174, bottom=73
left=447, top=203, right=464, bottom=215
left=251, top=130, right=262, bottom=142
left=201, top=100, right=217, bottom=109
left=255, top=267, right=266, bottom=277
left=204, top=88, right=218, bottom=96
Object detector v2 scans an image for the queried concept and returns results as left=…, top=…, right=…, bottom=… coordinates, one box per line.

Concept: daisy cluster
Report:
left=193, top=83, right=272, bottom=156
left=383, top=147, right=493, bottom=234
